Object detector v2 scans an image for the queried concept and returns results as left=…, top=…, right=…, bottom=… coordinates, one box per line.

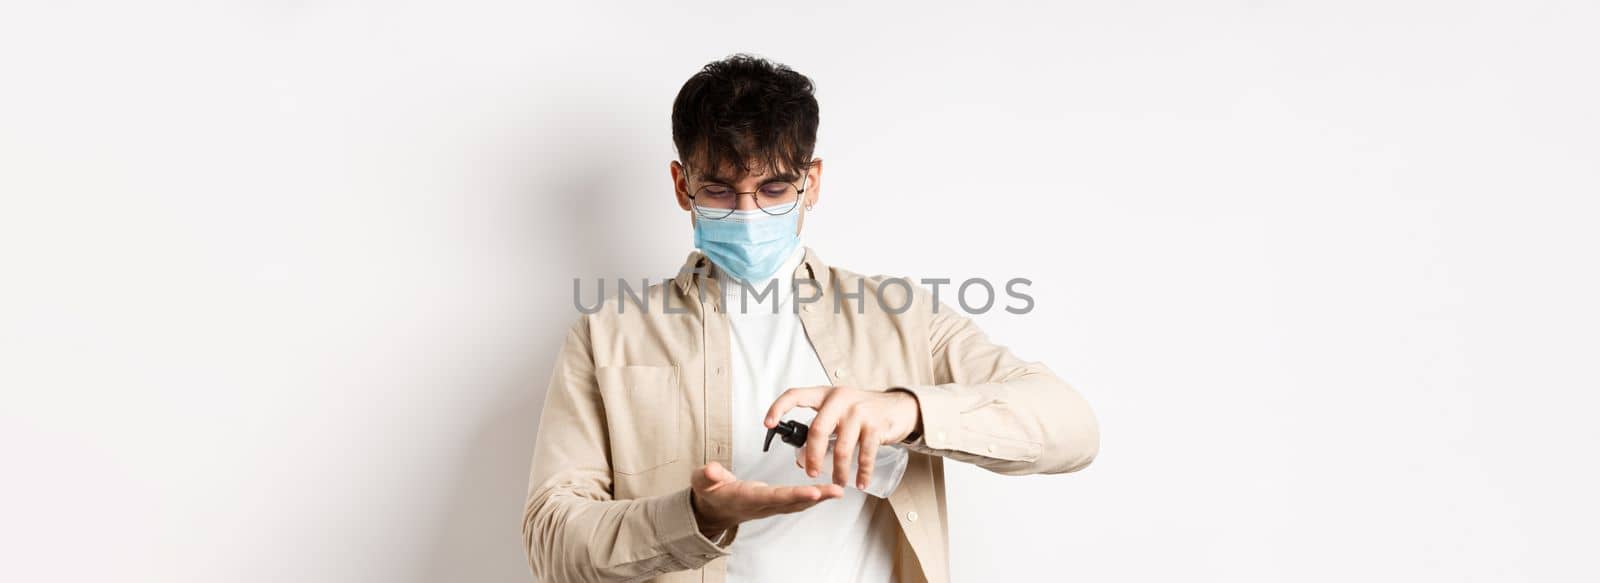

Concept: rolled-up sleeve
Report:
left=522, top=317, right=735, bottom=582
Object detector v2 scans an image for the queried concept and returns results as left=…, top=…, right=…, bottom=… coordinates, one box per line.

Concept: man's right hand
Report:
left=689, top=461, right=844, bottom=539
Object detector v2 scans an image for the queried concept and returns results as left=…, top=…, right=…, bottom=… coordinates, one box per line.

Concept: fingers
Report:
left=745, top=482, right=845, bottom=506
left=764, top=386, right=829, bottom=428
left=804, top=389, right=853, bottom=477
left=770, top=484, right=845, bottom=514
left=856, top=427, right=879, bottom=491
left=833, top=413, right=862, bottom=488
left=777, top=483, right=851, bottom=512
left=772, top=495, right=825, bottom=515
left=727, top=482, right=847, bottom=523
left=747, top=483, right=824, bottom=509
left=697, top=468, right=848, bottom=529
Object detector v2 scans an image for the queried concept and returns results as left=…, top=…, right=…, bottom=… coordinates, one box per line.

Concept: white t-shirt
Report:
left=717, top=243, right=903, bottom=583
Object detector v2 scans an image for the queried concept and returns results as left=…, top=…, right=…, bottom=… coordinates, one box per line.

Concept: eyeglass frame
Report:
left=678, top=161, right=813, bottom=219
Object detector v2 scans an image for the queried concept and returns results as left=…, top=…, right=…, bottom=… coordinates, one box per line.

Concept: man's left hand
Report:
left=764, top=386, right=923, bottom=490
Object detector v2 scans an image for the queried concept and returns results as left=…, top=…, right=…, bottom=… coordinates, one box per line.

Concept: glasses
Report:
left=682, top=164, right=810, bottom=220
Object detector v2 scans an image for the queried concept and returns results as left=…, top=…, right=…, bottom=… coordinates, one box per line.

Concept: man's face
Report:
left=670, top=156, right=823, bottom=233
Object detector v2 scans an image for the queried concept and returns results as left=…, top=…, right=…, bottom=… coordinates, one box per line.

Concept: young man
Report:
left=522, top=54, right=1099, bottom=583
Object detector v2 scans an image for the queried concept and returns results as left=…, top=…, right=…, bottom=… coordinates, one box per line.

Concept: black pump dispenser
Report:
left=762, top=420, right=809, bottom=451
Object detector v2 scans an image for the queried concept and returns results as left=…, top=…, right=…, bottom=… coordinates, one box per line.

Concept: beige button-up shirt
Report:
left=522, top=247, right=1099, bottom=582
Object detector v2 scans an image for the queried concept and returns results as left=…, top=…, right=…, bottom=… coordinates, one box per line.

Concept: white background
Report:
left=3, top=1, right=1598, bottom=581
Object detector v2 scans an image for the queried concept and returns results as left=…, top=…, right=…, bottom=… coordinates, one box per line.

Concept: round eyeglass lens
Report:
left=692, top=185, right=738, bottom=219
left=754, top=182, right=800, bottom=215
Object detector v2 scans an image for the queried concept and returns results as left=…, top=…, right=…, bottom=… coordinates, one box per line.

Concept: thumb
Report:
left=692, top=461, right=736, bottom=491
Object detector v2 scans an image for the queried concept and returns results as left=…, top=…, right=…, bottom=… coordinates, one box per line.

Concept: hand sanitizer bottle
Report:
left=763, top=419, right=908, bottom=498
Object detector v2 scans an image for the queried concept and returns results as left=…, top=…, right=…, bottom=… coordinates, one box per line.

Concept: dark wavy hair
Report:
left=671, top=54, right=819, bottom=182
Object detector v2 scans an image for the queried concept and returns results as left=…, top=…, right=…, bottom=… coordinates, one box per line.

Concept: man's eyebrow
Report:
left=699, top=171, right=802, bottom=184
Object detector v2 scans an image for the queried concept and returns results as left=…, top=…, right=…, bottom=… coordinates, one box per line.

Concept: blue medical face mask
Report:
left=692, top=201, right=802, bottom=282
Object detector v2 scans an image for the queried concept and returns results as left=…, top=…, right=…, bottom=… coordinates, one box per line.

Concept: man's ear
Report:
left=671, top=160, right=692, bottom=211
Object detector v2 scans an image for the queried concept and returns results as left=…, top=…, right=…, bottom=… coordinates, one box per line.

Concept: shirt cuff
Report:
left=650, top=487, right=736, bottom=570
left=891, top=383, right=1043, bottom=463
left=892, top=384, right=968, bottom=452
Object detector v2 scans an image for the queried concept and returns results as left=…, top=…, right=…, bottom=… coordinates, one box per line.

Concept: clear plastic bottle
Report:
left=763, top=419, right=909, bottom=498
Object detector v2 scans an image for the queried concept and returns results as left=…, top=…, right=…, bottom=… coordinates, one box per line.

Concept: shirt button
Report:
left=714, top=366, right=723, bottom=375
left=986, top=444, right=996, bottom=454
left=906, top=511, right=919, bottom=522
left=835, top=368, right=847, bottom=378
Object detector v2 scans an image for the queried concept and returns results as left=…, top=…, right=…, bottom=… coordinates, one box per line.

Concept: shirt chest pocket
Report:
left=596, top=365, right=683, bottom=475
